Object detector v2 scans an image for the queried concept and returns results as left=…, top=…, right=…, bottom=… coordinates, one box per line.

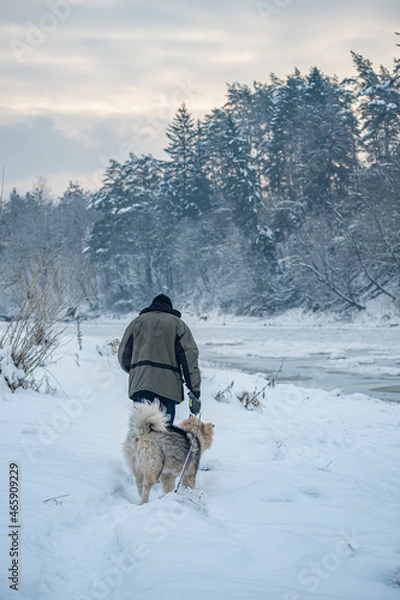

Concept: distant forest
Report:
left=1, top=49, right=399, bottom=317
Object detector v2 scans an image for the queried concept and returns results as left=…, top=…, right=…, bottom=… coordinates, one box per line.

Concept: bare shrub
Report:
left=237, top=383, right=268, bottom=411
left=0, top=249, right=87, bottom=392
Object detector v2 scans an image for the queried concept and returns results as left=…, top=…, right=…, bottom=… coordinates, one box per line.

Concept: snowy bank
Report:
left=0, top=324, right=399, bottom=600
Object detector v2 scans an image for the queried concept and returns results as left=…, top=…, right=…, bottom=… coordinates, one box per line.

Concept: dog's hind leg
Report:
left=141, top=472, right=159, bottom=503
left=182, top=466, right=196, bottom=489
left=160, top=472, right=176, bottom=494
left=140, top=458, right=164, bottom=503
left=134, top=469, right=144, bottom=497
left=182, top=475, right=196, bottom=489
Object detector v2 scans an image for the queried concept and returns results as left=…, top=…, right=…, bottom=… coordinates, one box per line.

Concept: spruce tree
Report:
left=88, top=154, right=164, bottom=310
left=58, top=182, right=91, bottom=253
left=267, top=68, right=358, bottom=236
left=164, top=104, right=211, bottom=219
left=349, top=52, right=400, bottom=161
left=221, top=113, right=273, bottom=259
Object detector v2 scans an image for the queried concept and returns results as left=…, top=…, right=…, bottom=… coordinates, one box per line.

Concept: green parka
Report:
left=118, top=304, right=201, bottom=404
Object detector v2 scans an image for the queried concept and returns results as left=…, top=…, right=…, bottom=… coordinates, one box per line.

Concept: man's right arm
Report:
left=175, top=322, right=201, bottom=397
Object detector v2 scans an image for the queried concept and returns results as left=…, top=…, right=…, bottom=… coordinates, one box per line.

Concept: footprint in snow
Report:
left=300, top=486, right=321, bottom=498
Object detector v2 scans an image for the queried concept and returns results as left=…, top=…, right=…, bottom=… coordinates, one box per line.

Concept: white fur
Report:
left=129, top=399, right=169, bottom=436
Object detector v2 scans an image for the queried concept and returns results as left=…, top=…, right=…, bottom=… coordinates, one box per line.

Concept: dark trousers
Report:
left=131, top=390, right=176, bottom=425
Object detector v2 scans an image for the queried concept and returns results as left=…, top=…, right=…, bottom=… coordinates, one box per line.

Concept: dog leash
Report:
left=174, top=411, right=202, bottom=493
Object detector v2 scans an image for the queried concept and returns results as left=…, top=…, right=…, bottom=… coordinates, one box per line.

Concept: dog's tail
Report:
left=130, top=400, right=169, bottom=436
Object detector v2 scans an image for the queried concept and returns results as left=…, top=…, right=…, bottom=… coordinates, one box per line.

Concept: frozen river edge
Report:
left=189, top=319, right=400, bottom=403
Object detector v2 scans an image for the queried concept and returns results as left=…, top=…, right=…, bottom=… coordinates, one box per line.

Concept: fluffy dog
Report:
left=123, top=400, right=214, bottom=504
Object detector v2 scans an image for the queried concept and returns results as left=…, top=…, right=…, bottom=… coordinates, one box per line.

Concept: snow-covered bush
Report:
left=0, top=346, right=25, bottom=391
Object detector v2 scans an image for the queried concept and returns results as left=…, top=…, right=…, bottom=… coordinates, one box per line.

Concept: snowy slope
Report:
left=1, top=324, right=400, bottom=600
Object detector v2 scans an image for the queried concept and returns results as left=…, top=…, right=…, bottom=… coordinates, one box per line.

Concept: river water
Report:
left=190, top=321, right=400, bottom=403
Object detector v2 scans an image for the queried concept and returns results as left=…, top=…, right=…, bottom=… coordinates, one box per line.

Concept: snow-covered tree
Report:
left=88, top=154, right=165, bottom=310
left=348, top=52, right=400, bottom=161
left=267, top=68, right=358, bottom=236
left=164, top=104, right=211, bottom=219
left=221, top=113, right=272, bottom=253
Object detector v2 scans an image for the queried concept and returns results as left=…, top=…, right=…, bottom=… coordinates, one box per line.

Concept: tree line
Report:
left=1, top=50, right=399, bottom=318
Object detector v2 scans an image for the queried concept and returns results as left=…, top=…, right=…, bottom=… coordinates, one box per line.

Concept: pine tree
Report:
left=1, top=187, right=50, bottom=259
left=191, top=120, right=212, bottom=215
left=348, top=52, right=400, bottom=161
left=58, top=182, right=91, bottom=253
left=88, top=158, right=127, bottom=265
left=164, top=104, right=211, bottom=219
left=221, top=113, right=274, bottom=258
left=224, top=82, right=274, bottom=186
left=88, top=154, right=164, bottom=310
left=267, top=69, right=305, bottom=203
left=267, top=68, right=358, bottom=236
left=164, top=103, right=196, bottom=219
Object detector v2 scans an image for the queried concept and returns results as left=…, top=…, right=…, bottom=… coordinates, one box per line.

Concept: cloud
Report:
left=0, top=0, right=398, bottom=195
left=0, top=115, right=137, bottom=195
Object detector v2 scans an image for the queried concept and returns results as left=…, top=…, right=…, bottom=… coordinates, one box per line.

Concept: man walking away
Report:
left=118, top=294, right=201, bottom=424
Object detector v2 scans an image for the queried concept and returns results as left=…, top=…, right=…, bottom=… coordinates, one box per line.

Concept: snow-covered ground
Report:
left=1, top=318, right=400, bottom=599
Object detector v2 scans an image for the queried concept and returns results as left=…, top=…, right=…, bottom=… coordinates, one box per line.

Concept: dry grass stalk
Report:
left=215, top=381, right=234, bottom=402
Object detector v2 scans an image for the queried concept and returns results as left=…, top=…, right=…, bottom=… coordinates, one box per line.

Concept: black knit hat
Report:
left=151, top=294, right=173, bottom=308
left=140, top=293, right=180, bottom=317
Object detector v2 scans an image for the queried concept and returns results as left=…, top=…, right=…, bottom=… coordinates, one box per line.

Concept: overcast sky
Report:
left=0, top=0, right=398, bottom=197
